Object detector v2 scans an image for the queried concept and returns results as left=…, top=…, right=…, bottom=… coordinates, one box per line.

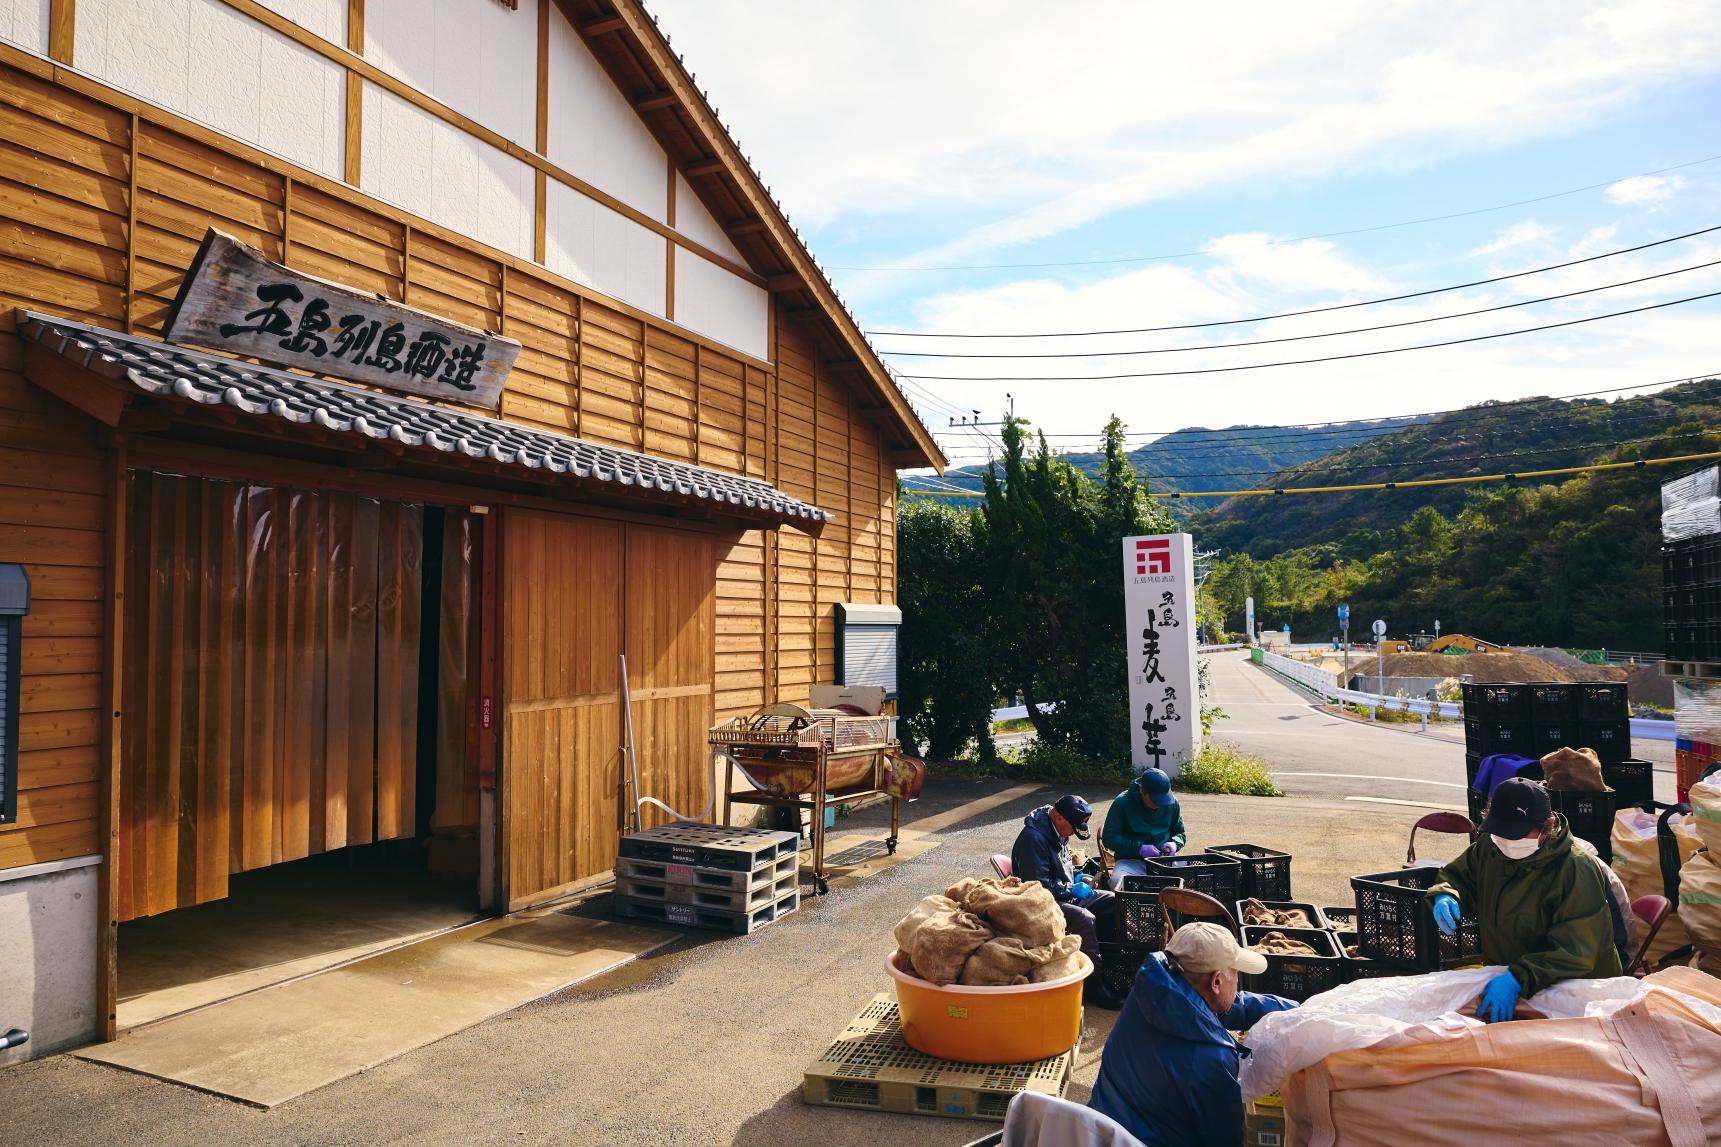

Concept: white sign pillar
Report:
left=1123, top=533, right=1201, bottom=775
left=1245, top=596, right=1255, bottom=645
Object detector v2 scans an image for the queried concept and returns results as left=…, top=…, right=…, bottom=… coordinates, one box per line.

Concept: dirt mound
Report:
left=1377, top=651, right=1575, bottom=682
left=1629, top=663, right=1675, bottom=708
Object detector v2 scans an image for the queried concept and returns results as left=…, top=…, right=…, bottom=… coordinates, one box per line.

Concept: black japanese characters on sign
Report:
left=162, top=229, right=519, bottom=409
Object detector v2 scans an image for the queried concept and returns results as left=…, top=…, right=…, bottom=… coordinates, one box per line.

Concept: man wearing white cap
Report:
left=1089, top=923, right=1297, bottom=1147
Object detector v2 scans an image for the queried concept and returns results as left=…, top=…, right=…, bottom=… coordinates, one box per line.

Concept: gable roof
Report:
left=563, top=0, right=946, bottom=473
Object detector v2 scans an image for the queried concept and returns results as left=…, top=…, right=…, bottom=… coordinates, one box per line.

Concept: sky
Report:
left=648, top=1, right=1721, bottom=474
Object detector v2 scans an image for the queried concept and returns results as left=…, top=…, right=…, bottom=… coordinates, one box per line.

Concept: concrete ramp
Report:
left=78, top=910, right=674, bottom=1107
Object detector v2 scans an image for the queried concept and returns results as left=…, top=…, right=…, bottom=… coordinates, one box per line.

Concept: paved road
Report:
left=1205, top=650, right=1678, bottom=808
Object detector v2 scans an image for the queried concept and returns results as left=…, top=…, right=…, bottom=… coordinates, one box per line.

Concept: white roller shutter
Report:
left=837, top=603, right=901, bottom=700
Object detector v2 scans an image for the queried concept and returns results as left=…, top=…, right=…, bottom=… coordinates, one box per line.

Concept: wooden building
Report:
left=0, top=0, right=942, bottom=1059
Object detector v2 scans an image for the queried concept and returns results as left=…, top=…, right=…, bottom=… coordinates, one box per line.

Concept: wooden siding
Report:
left=0, top=59, right=901, bottom=879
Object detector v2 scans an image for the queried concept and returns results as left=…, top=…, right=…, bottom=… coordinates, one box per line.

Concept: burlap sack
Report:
left=893, top=893, right=960, bottom=954
left=1689, top=775, right=1721, bottom=854
left=1679, top=851, right=1721, bottom=959
left=944, top=877, right=982, bottom=906
left=962, top=876, right=1065, bottom=947
left=959, top=937, right=1036, bottom=986
left=1613, top=806, right=1705, bottom=966
left=909, top=906, right=994, bottom=986
left=1030, top=934, right=1085, bottom=983
left=1242, top=898, right=1315, bottom=928
left=1250, top=930, right=1320, bottom=956
left=1541, top=746, right=1605, bottom=791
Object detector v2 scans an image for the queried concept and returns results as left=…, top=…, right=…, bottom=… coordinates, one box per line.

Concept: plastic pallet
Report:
left=802, top=994, right=1072, bottom=1122
left=614, top=851, right=798, bottom=893
left=614, top=883, right=799, bottom=934
left=1210, top=843, right=1293, bottom=901
left=615, top=870, right=798, bottom=912
left=617, top=823, right=800, bottom=872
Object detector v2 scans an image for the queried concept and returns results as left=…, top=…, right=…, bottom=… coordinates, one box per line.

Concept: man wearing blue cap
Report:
left=1103, top=768, right=1189, bottom=882
left=1012, top=794, right=1119, bottom=1000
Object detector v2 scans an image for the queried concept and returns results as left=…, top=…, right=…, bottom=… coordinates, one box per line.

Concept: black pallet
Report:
left=1144, top=852, right=1242, bottom=907
left=1578, top=720, right=1631, bottom=763
left=1334, top=931, right=1415, bottom=982
left=1236, top=899, right=1327, bottom=931
left=1097, top=942, right=1153, bottom=1000
left=1530, top=683, right=1575, bottom=721
left=1208, top=843, right=1293, bottom=901
left=1114, top=873, right=1182, bottom=946
left=1548, top=787, right=1616, bottom=863
left=1577, top=683, right=1629, bottom=723
left=1603, top=759, right=1654, bottom=807
left=1351, top=867, right=1483, bottom=971
left=1240, top=925, right=1345, bottom=1002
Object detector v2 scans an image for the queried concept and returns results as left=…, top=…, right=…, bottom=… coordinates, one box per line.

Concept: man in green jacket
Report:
left=1103, top=768, right=1189, bottom=882
left=1429, top=777, right=1622, bottom=1022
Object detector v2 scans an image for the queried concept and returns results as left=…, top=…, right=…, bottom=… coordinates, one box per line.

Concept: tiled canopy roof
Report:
left=20, top=311, right=830, bottom=530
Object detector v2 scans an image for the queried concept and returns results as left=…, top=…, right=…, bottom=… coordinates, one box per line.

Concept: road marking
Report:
left=1345, top=796, right=1467, bottom=811
left=1275, top=772, right=1466, bottom=789
left=900, top=783, right=1043, bottom=838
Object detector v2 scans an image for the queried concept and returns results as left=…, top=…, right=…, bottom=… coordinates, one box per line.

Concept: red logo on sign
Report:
left=1135, top=538, right=1171, bottom=575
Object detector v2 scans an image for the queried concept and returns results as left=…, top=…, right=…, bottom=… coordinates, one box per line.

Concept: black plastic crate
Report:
left=1530, top=683, right=1575, bottom=720
left=1465, top=751, right=1482, bottom=786
left=1533, top=721, right=1574, bottom=755
left=1461, top=682, right=1529, bottom=721
left=1334, top=930, right=1415, bottom=982
left=1578, top=720, right=1631, bottom=762
left=1466, top=786, right=1487, bottom=823
left=1350, top=867, right=1483, bottom=971
left=1209, top=843, right=1293, bottom=901
left=1480, top=721, right=1534, bottom=754
left=1463, top=716, right=1484, bottom=751
left=1548, top=787, right=1616, bottom=863
left=1240, top=925, right=1345, bottom=1001
left=1235, top=898, right=1326, bottom=930
left=1144, top=852, right=1242, bottom=906
left=1577, top=684, right=1629, bottom=722
left=1323, top=905, right=1357, bottom=931
left=1097, top=942, right=1152, bottom=1000
left=1603, top=759, right=1654, bottom=807
left=1114, top=873, right=1182, bottom=946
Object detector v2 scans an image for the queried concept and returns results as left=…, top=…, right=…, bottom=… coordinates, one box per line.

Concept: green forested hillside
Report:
left=1196, top=378, right=1721, bottom=651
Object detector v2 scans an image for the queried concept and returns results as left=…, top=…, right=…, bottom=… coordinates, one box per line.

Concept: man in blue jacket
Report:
left=1090, top=922, right=1297, bottom=1146
left=1011, top=795, right=1118, bottom=993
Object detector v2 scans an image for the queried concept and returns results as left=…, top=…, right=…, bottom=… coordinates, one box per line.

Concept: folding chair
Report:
left=1405, top=811, right=1475, bottom=868
left=1625, top=895, right=1672, bottom=976
left=1159, top=887, right=1240, bottom=941
left=989, top=854, right=1013, bottom=879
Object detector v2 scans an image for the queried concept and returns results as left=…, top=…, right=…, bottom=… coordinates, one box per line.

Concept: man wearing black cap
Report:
left=1012, top=794, right=1118, bottom=995
left=1428, top=777, right=1622, bottom=1023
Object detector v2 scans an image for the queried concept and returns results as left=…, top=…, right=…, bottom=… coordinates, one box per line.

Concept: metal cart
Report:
left=712, top=703, right=923, bottom=894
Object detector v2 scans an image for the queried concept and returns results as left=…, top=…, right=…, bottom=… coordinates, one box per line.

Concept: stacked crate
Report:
left=1663, top=466, right=1721, bottom=803
left=613, top=823, right=801, bottom=934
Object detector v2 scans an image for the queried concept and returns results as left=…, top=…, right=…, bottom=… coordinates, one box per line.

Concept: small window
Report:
left=0, top=564, right=29, bottom=826
left=836, top=603, right=901, bottom=701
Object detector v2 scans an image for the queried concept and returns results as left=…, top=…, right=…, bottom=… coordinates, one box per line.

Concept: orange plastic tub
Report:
left=885, top=950, right=1091, bottom=1063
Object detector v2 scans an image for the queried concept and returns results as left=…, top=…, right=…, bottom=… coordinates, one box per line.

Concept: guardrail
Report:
left=1256, top=649, right=1676, bottom=740
left=1198, top=643, right=1248, bottom=653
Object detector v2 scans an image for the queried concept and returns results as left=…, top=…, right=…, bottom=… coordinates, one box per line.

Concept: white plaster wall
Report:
left=366, top=0, right=536, bottom=148
left=0, top=0, right=48, bottom=55
left=361, top=83, right=534, bottom=261
left=674, top=248, right=768, bottom=361
left=545, top=9, right=666, bottom=222
left=546, top=180, right=666, bottom=316
left=75, top=0, right=344, bottom=178
left=674, top=173, right=745, bottom=264
left=0, top=859, right=99, bottom=1064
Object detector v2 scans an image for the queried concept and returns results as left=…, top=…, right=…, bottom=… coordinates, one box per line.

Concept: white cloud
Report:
left=1605, top=174, right=1687, bottom=203
left=1468, top=221, right=1556, bottom=257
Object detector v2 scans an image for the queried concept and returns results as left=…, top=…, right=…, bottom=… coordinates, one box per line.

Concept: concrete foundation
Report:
left=0, top=855, right=100, bottom=1066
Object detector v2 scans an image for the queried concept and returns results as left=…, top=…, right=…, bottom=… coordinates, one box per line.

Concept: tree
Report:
left=897, top=499, right=997, bottom=760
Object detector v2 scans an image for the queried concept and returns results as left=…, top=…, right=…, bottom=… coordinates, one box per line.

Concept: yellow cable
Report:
left=900, top=449, right=1721, bottom=499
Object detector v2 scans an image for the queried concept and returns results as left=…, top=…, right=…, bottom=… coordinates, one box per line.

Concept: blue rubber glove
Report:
left=1162, top=842, right=1179, bottom=856
left=1477, top=971, right=1521, bottom=1023
left=1139, top=843, right=1163, bottom=859
left=1432, top=893, right=1461, bottom=937
left=1072, top=879, right=1094, bottom=901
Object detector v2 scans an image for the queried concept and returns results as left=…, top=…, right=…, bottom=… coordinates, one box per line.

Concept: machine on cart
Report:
left=712, top=687, right=924, bottom=894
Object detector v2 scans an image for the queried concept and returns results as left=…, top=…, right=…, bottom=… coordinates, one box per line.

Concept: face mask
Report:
left=1491, top=833, right=1540, bottom=860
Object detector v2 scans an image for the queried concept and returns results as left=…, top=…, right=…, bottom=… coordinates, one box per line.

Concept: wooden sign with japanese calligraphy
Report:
left=1122, top=532, right=1201, bottom=774
left=162, top=229, right=520, bottom=409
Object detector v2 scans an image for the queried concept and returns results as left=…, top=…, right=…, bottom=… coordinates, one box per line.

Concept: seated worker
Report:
left=1090, top=922, right=1297, bottom=1147
left=1103, top=768, right=1188, bottom=882
left=1429, top=777, right=1623, bottom=1023
left=1012, top=795, right=1118, bottom=987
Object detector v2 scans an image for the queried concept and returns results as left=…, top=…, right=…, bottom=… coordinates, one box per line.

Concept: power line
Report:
left=905, top=450, right=1721, bottom=499
left=835, top=155, right=1721, bottom=273
left=899, top=289, right=1721, bottom=382
left=876, top=258, right=1721, bottom=359
left=869, top=223, right=1721, bottom=338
